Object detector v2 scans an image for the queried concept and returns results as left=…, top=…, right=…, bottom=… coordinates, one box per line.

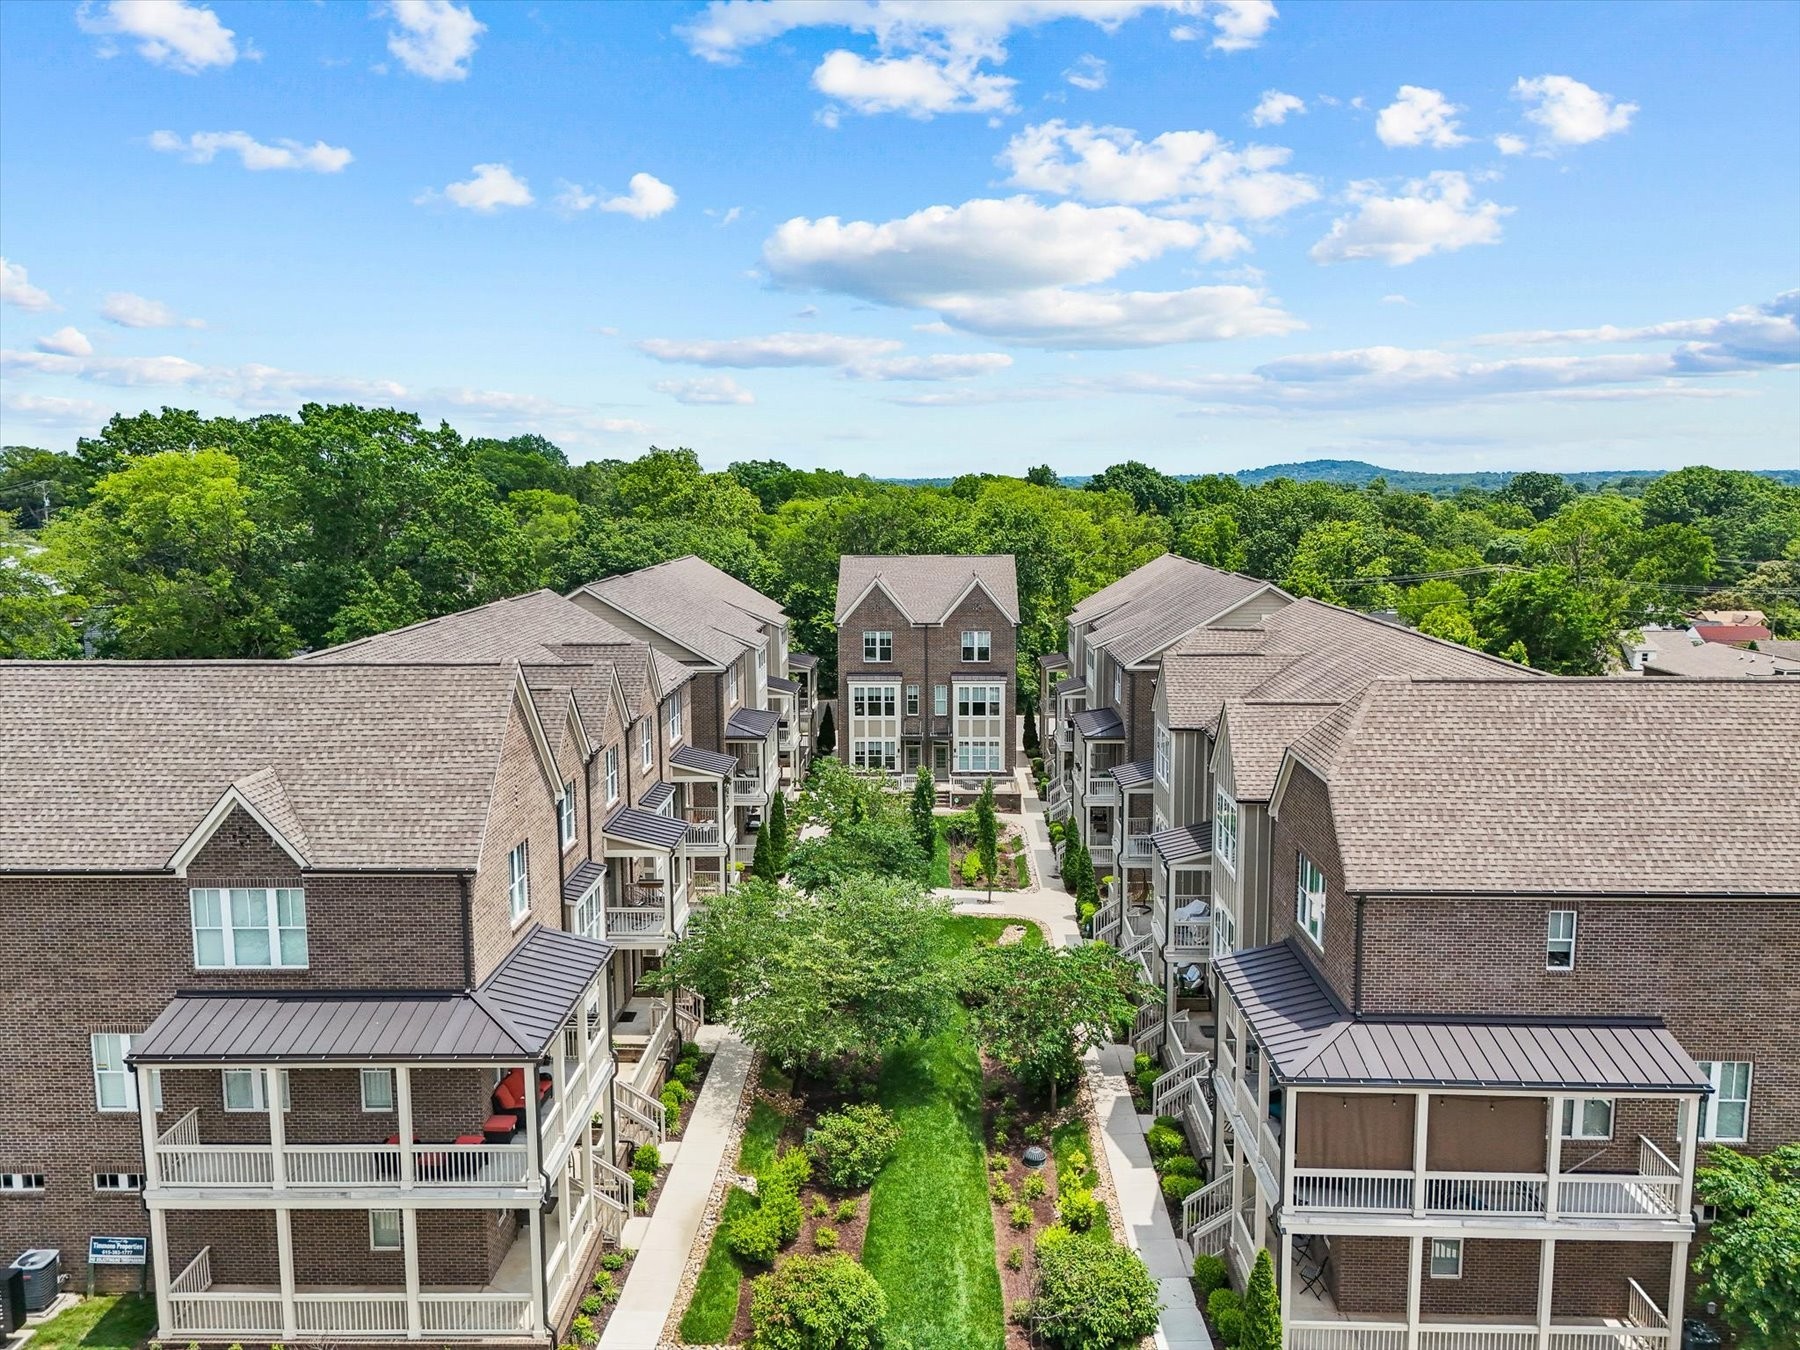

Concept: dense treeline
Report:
left=3, top=404, right=1797, bottom=682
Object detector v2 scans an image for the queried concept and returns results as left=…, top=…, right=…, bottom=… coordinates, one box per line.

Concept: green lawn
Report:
left=929, top=821, right=951, bottom=888
left=737, top=1098, right=790, bottom=1180
left=679, top=1186, right=758, bottom=1343
left=861, top=914, right=1018, bottom=1350
left=24, top=1296, right=157, bottom=1350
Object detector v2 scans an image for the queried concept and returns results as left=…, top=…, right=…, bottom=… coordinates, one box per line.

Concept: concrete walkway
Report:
left=600, top=1026, right=752, bottom=1350
left=1091, top=1043, right=1214, bottom=1350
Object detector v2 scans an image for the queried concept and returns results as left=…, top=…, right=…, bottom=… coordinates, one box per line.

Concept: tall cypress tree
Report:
left=909, top=765, right=937, bottom=854
left=750, top=817, right=779, bottom=883
left=975, top=776, right=999, bottom=898
left=767, top=789, right=790, bottom=870
left=1240, top=1248, right=1282, bottom=1350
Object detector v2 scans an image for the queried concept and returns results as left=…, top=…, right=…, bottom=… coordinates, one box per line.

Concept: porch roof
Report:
left=1054, top=678, right=1087, bottom=698
left=1216, top=940, right=1708, bottom=1093
left=1072, top=706, right=1125, bottom=740
left=1151, top=821, right=1212, bottom=864
left=726, top=706, right=781, bottom=740
left=767, top=674, right=801, bottom=695
left=131, top=925, right=613, bottom=1067
left=671, top=744, right=737, bottom=777
left=787, top=651, right=818, bottom=670
left=1038, top=652, right=1070, bottom=670
left=638, top=781, right=675, bottom=812
left=602, top=804, right=689, bottom=850
left=562, top=858, right=605, bottom=904
left=1110, top=759, right=1155, bottom=789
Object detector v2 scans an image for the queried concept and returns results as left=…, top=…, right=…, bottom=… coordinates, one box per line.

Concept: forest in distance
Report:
left=3, top=402, right=1796, bottom=685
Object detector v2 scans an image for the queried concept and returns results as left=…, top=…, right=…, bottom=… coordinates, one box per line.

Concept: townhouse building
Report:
left=1038, top=554, right=1290, bottom=890
left=0, top=660, right=632, bottom=1344
left=568, top=556, right=815, bottom=869
left=1198, top=678, right=1800, bottom=1349
left=833, top=554, right=1020, bottom=785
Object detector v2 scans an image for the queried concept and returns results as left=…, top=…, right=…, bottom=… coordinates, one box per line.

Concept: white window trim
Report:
left=933, top=684, right=948, bottom=717
left=1560, top=1097, right=1614, bottom=1141
left=862, top=630, right=893, bottom=663
left=223, top=1069, right=291, bottom=1113
left=1546, top=910, right=1577, bottom=972
left=726, top=664, right=739, bottom=707
left=1296, top=853, right=1326, bottom=950
left=1214, top=788, right=1239, bottom=875
left=360, top=1068, right=395, bottom=1113
left=1154, top=724, right=1172, bottom=788
left=370, top=1209, right=403, bottom=1252
left=508, top=841, right=531, bottom=924
left=605, top=747, right=620, bottom=804
left=559, top=781, right=578, bottom=851
left=91, top=1033, right=138, bottom=1113
left=1428, top=1238, right=1463, bottom=1279
left=1697, top=1061, right=1752, bottom=1143
left=640, top=716, right=653, bottom=769
left=190, top=887, right=309, bottom=971
left=666, top=690, right=683, bottom=746
left=93, top=1173, right=145, bottom=1193
left=1112, top=667, right=1122, bottom=704
left=905, top=684, right=920, bottom=716
left=960, top=630, right=991, bottom=663
left=0, top=1174, right=46, bottom=1193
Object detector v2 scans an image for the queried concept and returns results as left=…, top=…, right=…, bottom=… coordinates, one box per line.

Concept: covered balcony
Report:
left=727, top=706, right=780, bottom=804
left=596, top=804, right=693, bottom=945
left=671, top=745, right=739, bottom=852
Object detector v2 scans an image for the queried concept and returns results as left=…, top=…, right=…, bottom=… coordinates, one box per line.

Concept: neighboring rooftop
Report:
left=835, top=554, right=1019, bottom=625
left=0, top=661, right=530, bottom=873
left=1078, top=556, right=1284, bottom=668
left=573, top=555, right=784, bottom=668
left=1217, top=700, right=1342, bottom=800
left=1286, top=677, right=1800, bottom=896
left=303, top=588, right=633, bottom=664
left=1693, top=623, right=1774, bottom=645
left=1641, top=641, right=1800, bottom=678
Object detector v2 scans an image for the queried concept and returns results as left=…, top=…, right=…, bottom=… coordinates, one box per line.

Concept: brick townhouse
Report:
left=1196, top=678, right=1800, bottom=1349
left=1038, top=553, right=1290, bottom=888
left=833, top=554, right=1019, bottom=787
left=568, top=555, right=816, bottom=869
left=0, top=660, right=635, bottom=1344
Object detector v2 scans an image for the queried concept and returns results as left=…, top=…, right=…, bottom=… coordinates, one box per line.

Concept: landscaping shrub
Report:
left=1031, top=1228, right=1161, bottom=1350
left=960, top=850, right=984, bottom=885
left=568, top=1314, right=595, bottom=1345
left=663, top=1078, right=691, bottom=1105
left=1241, top=1248, right=1281, bottom=1350
left=671, top=1059, right=699, bottom=1088
left=1207, top=1288, right=1244, bottom=1346
left=1161, top=1172, right=1202, bottom=1202
left=1014, top=854, right=1029, bottom=886
left=580, top=1294, right=603, bottom=1316
left=748, top=1252, right=887, bottom=1350
left=1056, top=1187, right=1102, bottom=1232
left=1022, top=1173, right=1048, bottom=1202
left=812, top=1194, right=832, bottom=1219
left=631, top=1167, right=656, bottom=1198
left=725, top=1206, right=783, bottom=1264
left=814, top=1226, right=839, bottom=1251
left=804, top=1103, right=900, bottom=1190
left=991, top=1178, right=1015, bottom=1205
left=1135, top=1066, right=1161, bottom=1098
left=1006, top=1246, right=1025, bottom=1272
left=1192, top=1252, right=1228, bottom=1299
left=835, top=1198, right=859, bottom=1223
left=633, top=1143, right=661, bottom=1172
left=764, top=1181, right=805, bottom=1245
left=1010, top=1201, right=1034, bottom=1230
left=1145, top=1123, right=1186, bottom=1163
left=1159, top=1154, right=1201, bottom=1179
left=1047, top=820, right=1064, bottom=845
left=680, top=1040, right=702, bottom=1064
left=599, top=1253, right=626, bottom=1272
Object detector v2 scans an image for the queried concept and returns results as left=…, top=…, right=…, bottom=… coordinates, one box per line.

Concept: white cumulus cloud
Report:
left=1000, top=121, right=1317, bottom=221
left=1, top=259, right=56, bottom=312
left=0, top=392, right=115, bottom=428
left=76, top=0, right=241, bottom=73
left=655, top=375, right=757, bottom=405
left=1309, top=172, right=1508, bottom=266
left=100, top=292, right=204, bottom=328
left=603, top=173, right=678, bottom=219
left=1512, top=75, right=1636, bottom=149
left=1064, top=54, right=1107, bottom=91
left=813, top=50, right=1016, bottom=118
left=1375, top=85, right=1469, bottom=149
left=35, top=327, right=94, bottom=357
left=848, top=353, right=1014, bottom=380
left=1207, top=0, right=1277, bottom=51
left=638, top=332, right=905, bottom=368
left=148, top=129, right=353, bottom=172
left=1250, top=89, right=1304, bottom=127
left=0, top=349, right=406, bottom=407
left=1474, top=292, right=1799, bottom=369
left=384, top=0, right=484, bottom=81
left=418, top=163, right=533, bottom=212
left=1494, top=133, right=1529, bottom=156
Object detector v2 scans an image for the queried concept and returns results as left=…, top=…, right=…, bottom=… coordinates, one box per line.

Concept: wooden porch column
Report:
left=1282, top=1089, right=1298, bottom=1212
left=1411, top=1092, right=1431, bottom=1217
left=1545, top=1094, right=1563, bottom=1222
left=1667, top=1238, right=1691, bottom=1333
left=402, top=1208, right=423, bottom=1340
left=275, top=1206, right=297, bottom=1341
left=1676, top=1094, right=1700, bottom=1217
left=135, top=1066, right=162, bottom=1191
left=265, top=1066, right=287, bottom=1190
left=1278, top=1217, right=1295, bottom=1334
left=148, top=1208, right=172, bottom=1337
left=524, top=1064, right=549, bottom=1338
left=1535, top=1237, right=1557, bottom=1350
left=396, top=1066, right=415, bottom=1189
left=1404, top=1234, right=1423, bottom=1350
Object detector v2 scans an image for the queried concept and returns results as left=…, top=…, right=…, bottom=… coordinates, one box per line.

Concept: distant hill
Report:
left=885, top=460, right=1800, bottom=495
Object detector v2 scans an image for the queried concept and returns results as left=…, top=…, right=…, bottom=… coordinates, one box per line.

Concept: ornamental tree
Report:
left=975, top=776, right=999, bottom=897
left=909, top=766, right=937, bottom=854
left=1240, top=1247, right=1282, bottom=1350
left=1692, top=1143, right=1800, bottom=1349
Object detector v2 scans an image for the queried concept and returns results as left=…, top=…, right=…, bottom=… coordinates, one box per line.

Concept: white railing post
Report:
left=1676, top=1096, right=1700, bottom=1219
left=525, top=1066, right=548, bottom=1339
left=1412, top=1092, right=1430, bottom=1218
left=1536, top=1238, right=1556, bottom=1350
left=396, top=1066, right=415, bottom=1189
left=1545, top=1095, right=1563, bottom=1222
left=1405, top=1233, right=1423, bottom=1350
left=276, top=1206, right=298, bottom=1340
left=149, top=1209, right=173, bottom=1337
left=403, top=1207, right=423, bottom=1340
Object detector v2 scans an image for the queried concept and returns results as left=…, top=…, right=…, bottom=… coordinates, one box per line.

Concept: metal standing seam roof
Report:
left=671, top=745, right=738, bottom=777
left=562, top=859, right=605, bottom=904
left=637, top=782, right=676, bottom=812
left=1039, top=652, right=1071, bottom=670
left=601, top=804, right=689, bottom=850
left=131, top=992, right=531, bottom=1065
left=787, top=651, right=819, bottom=670
left=1054, top=678, right=1087, bottom=699
left=1214, top=942, right=1709, bottom=1093
left=767, top=674, right=801, bottom=694
left=1110, top=759, right=1155, bottom=789
left=473, top=925, right=613, bottom=1056
left=1071, top=706, right=1125, bottom=740
left=1151, top=821, right=1213, bottom=865
left=726, top=707, right=781, bottom=739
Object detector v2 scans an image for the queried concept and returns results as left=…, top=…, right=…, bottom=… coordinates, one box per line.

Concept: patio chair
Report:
left=1294, top=1235, right=1330, bottom=1297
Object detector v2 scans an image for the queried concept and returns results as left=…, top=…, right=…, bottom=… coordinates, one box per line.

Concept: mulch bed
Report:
left=665, top=1048, right=715, bottom=1142
left=946, top=824, right=1033, bottom=891
left=979, top=1060, right=1077, bottom=1348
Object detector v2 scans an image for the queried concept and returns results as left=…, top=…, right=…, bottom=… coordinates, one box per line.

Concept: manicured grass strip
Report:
left=738, top=1099, right=790, bottom=1179
left=25, top=1296, right=157, bottom=1350
left=930, top=821, right=951, bottom=888
left=678, top=1187, right=758, bottom=1344
left=944, top=914, right=1046, bottom=949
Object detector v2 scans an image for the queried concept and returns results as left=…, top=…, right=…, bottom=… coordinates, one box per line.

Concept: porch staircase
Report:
left=1131, top=1000, right=1165, bottom=1054
left=1092, top=897, right=1123, bottom=944
left=673, top=988, right=705, bottom=1043
left=593, top=1154, right=636, bottom=1242
left=616, top=1080, right=666, bottom=1147
left=1182, top=1168, right=1234, bottom=1256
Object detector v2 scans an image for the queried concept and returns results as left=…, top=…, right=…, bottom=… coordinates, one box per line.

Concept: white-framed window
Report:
left=605, top=747, right=620, bottom=804
left=1697, top=1061, right=1752, bottom=1143
left=1154, top=724, right=1172, bottom=786
left=961, top=630, right=991, bottom=663
left=906, top=684, right=920, bottom=716
left=1212, top=903, right=1237, bottom=959
left=851, top=740, right=898, bottom=771
left=1560, top=1097, right=1613, bottom=1140
left=1172, top=867, right=1211, bottom=900
left=370, top=1209, right=403, bottom=1252
left=1296, top=854, right=1326, bottom=949
left=360, top=1069, right=395, bottom=1113
left=933, top=684, right=947, bottom=716
left=957, top=740, right=1003, bottom=773
left=1214, top=788, right=1239, bottom=873
left=1084, top=649, right=1097, bottom=693
left=508, top=841, right=530, bottom=921
left=726, top=663, right=739, bottom=707
left=0, top=1174, right=45, bottom=1193
left=93, top=1173, right=144, bottom=1192
left=574, top=873, right=605, bottom=940
left=666, top=689, right=683, bottom=745
left=755, top=644, right=767, bottom=690
left=1546, top=910, right=1577, bottom=971
left=1112, top=666, right=1122, bottom=704
left=851, top=685, right=898, bottom=717
left=640, top=715, right=653, bottom=769
left=223, top=1069, right=291, bottom=1113
left=863, top=630, right=893, bottom=663
left=955, top=683, right=1004, bottom=773
left=190, top=887, right=309, bottom=969
left=91, top=1033, right=138, bottom=1112
left=559, top=780, right=577, bottom=849
left=1428, top=1239, right=1462, bottom=1279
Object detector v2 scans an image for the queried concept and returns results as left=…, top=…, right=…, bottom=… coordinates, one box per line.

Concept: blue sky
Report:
left=2, top=0, right=1796, bottom=476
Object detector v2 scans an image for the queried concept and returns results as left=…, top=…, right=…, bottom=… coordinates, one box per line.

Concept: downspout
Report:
left=459, top=872, right=474, bottom=989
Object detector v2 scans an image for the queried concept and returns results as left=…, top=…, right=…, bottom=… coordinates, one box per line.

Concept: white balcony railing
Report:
left=296, top=1294, right=408, bottom=1337
left=605, top=905, right=668, bottom=939
left=1423, top=1173, right=1547, bottom=1217
left=1291, top=1168, right=1415, bottom=1213
left=1418, top=1331, right=1537, bottom=1350
left=1120, top=833, right=1153, bottom=863
left=1289, top=1327, right=1407, bottom=1350
left=684, top=809, right=723, bottom=847
left=159, top=1140, right=532, bottom=1191
left=420, top=1295, right=533, bottom=1337
left=1084, top=774, right=1119, bottom=804
left=1171, top=919, right=1209, bottom=950
left=1557, top=1138, right=1682, bottom=1217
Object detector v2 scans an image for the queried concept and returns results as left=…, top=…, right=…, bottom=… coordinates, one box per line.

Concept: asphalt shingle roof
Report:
left=835, top=554, right=1019, bottom=624
left=0, top=662, right=525, bottom=873
left=575, top=556, right=782, bottom=667
left=1219, top=701, right=1341, bottom=800
left=1085, top=567, right=1281, bottom=668
left=305, top=589, right=633, bottom=663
